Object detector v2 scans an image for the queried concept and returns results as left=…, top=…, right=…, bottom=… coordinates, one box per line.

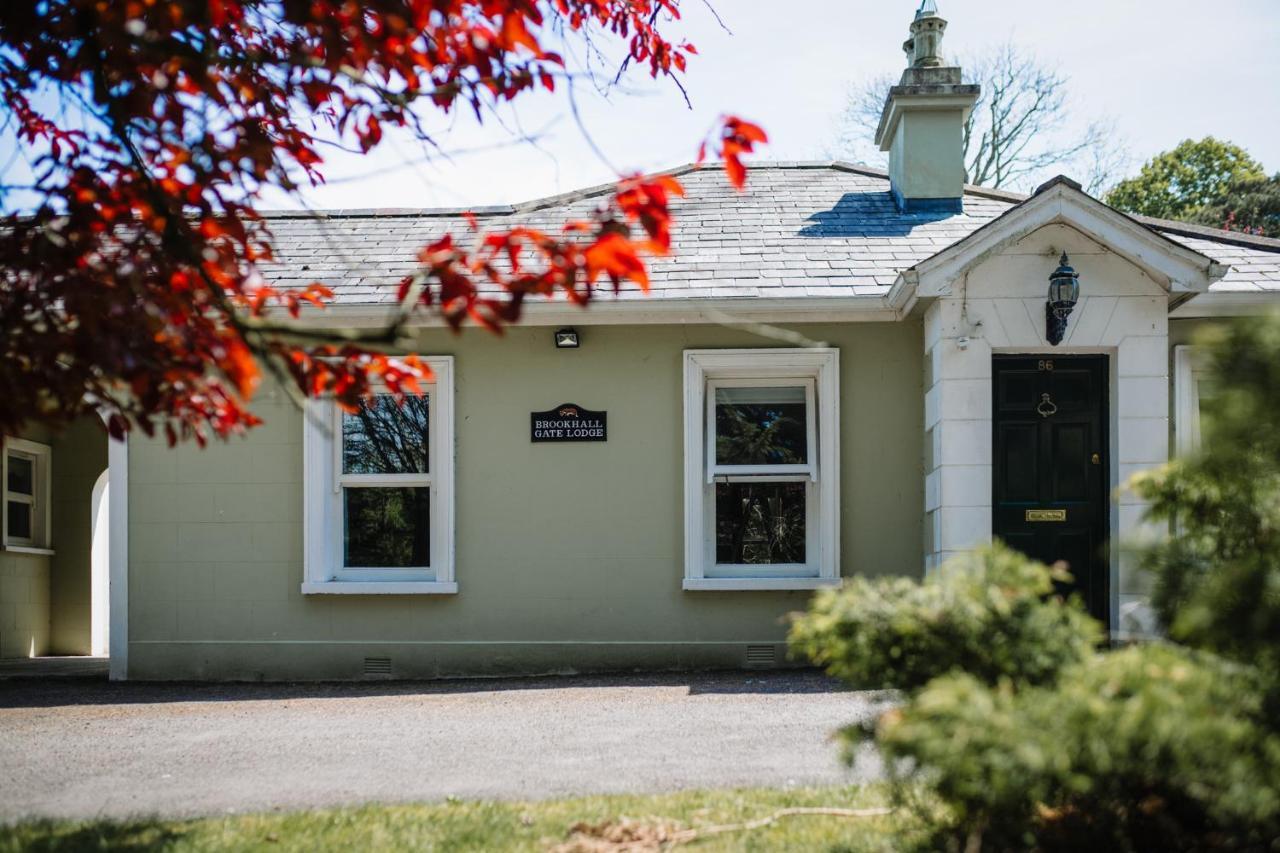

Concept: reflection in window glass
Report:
left=7, top=501, right=31, bottom=540
left=714, top=386, right=807, bottom=466
left=7, top=454, right=33, bottom=495
left=342, top=395, right=430, bottom=475
left=343, top=487, right=430, bottom=567
left=715, top=481, right=805, bottom=564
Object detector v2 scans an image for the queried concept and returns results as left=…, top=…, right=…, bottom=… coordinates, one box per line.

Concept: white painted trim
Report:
left=90, top=469, right=110, bottom=658
left=2, top=545, right=55, bottom=556
left=300, top=581, right=459, bottom=595
left=1174, top=345, right=1207, bottom=457
left=682, top=577, right=842, bottom=591
left=131, top=638, right=789, bottom=646
left=894, top=182, right=1227, bottom=307
left=682, top=348, right=840, bottom=587
left=303, top=356, right=455, bottom=593
left=107, top=435, right=128, bottom=681
left=1171, top=291, right=1280, bottom=318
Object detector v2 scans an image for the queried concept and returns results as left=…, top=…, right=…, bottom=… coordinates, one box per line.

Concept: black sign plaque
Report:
left=531, top=403, right=607, bottom=443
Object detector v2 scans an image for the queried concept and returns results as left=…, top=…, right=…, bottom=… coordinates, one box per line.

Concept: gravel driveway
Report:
left=0, top=671, right=885, bottom=822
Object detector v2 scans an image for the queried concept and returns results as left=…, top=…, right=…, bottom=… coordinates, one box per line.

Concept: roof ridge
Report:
left=256, top=160, right=1027, bottom=221
left=252, top=163, right=1279, bottom=254
left=1137, top=215, right=1280, bottom=252
left=509, top=162, right=701, bottom=214
left=255, top=205, right=515, bottom=220
left=255, top=165, right=705, bottom=220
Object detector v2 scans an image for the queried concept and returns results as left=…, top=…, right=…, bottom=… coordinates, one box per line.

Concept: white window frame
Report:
left=302, top=356, right=456, bottom=594
left=1174, top=345, right=1208, bottom=457
left=2, top=437, right=53, bottom=554
left=683, top=349, right=841, bottom=591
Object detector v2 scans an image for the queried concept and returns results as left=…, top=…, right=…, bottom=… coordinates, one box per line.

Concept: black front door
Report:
left=992, top=355, right=1109, bottom=629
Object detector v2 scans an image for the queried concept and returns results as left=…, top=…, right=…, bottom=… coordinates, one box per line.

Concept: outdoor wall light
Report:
left=554, top=328, right=580, bottom=349
left=1046, top=252, right=1080, bottom=346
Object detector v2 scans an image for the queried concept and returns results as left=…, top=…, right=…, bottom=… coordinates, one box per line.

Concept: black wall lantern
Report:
left=554, top=327, right=580, bottom=349
left=1046, top=252, right=1080, bottom=346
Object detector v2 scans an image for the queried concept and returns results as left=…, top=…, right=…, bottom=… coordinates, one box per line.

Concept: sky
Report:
left=257, top=0, right=1280, bottom=212
left=2, top=1, right=1276, bottom=213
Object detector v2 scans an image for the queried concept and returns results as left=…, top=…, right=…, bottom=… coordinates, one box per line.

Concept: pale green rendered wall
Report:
left=0, top=552, right=50, bottom=658
left=49, top=419, right=108, bottom=654
left=127, top=322, right=923, bottom=680
left=889, top=111, right=967, bottom=203
left=1, top=424, right=53, bottom=658
left=1169, top=318, right=1226, bottom=348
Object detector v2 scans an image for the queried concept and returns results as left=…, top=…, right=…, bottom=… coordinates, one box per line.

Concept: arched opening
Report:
left=90, top=469, right=110, bottom=657
left=2, top=416, right=111, bottom=675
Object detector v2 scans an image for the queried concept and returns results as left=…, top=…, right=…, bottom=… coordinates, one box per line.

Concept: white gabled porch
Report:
left=897, top=177, right=1227, bottom=637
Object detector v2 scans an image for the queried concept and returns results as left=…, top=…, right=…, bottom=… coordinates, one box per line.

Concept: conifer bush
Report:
left=789, top=544, right=1100, bottom=692
left=874, top=645, right=1280, bottom=851
left=791, top=316, right=1280, bottom=851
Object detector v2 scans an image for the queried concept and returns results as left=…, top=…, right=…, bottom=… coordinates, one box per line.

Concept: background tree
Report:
left=1135, top=318, right=1280, bottom=684
left=833, top=41, right=1126, bottom=194
left=0, top=1, right=764, bottom=444
left=1191, top=173, right=1280, bottom=238
left=1106, top=136, right=1266, bottom=221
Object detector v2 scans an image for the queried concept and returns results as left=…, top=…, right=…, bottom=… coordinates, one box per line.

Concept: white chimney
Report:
left=874, top=1, right=979, bottom=213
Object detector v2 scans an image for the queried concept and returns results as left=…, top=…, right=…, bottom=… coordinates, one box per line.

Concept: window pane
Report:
left=715, top=482, right=806, bottom=565
left=7, top=500, right=31, bottom=540
left=343, top=394, right=429, bottom=475
left=1196, top=377, right=1214, bottom=420
left=343, top=487, right=430, bottom=568
left=7, top=454, right=33, bottom=496
left=715, top=386, right=808, bottom=466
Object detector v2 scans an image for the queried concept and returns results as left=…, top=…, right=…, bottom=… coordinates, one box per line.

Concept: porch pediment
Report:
left=891, top=176, right=1228, bottom=310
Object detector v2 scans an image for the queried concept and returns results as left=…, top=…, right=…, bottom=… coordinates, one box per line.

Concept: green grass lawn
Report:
left=0, top=785, right=926, bottom=852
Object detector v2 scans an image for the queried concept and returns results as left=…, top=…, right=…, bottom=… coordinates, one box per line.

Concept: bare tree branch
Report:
left=829, top=41, right=1129, bottom=195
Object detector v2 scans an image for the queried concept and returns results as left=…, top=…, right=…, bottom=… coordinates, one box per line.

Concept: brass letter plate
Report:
left=1026, top=509, right=1067, bottom=522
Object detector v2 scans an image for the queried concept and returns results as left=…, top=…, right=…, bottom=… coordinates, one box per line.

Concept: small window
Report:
left=683, top=350, right=840, bottom=590
left=303, top=358, right=455, bottom=593
left=3, top=438, right=52, bottom=551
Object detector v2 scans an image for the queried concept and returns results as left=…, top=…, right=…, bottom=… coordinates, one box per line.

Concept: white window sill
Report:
left=301, top=581, right=458, bottom=595
left=2, top=545, right=55, bottom=556
left=682, top=577, right=842, bottom=592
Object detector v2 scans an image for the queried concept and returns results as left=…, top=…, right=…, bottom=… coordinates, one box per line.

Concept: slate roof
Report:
left=256, top=162, right=1280, bottom=306
left=1150, top=230, right=1280, bottom=292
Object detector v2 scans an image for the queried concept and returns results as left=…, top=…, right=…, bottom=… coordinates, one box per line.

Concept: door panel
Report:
left=1054, top=371, right=1092, bottom=409
left=998, top=372, right=1039, bottom=410
left=992, top=356, right=1109, bottom=629
left=1051, top=423, right=1089, bottom=501
left=999, top=423, right=1039, bottom=500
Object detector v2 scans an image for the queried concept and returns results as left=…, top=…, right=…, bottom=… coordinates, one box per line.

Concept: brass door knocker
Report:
left=1036, top=393, right=1058, bottom=418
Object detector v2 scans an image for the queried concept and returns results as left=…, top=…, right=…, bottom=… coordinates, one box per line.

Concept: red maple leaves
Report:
left=393, top=171, right=692, bottom=332
left=0, top=1, right=764, bottom=443
left=700, top=117, right=770, bottom=190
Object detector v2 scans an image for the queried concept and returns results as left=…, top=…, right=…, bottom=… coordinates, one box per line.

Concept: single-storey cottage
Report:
left=4, top=3, right=1279, bottom=680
